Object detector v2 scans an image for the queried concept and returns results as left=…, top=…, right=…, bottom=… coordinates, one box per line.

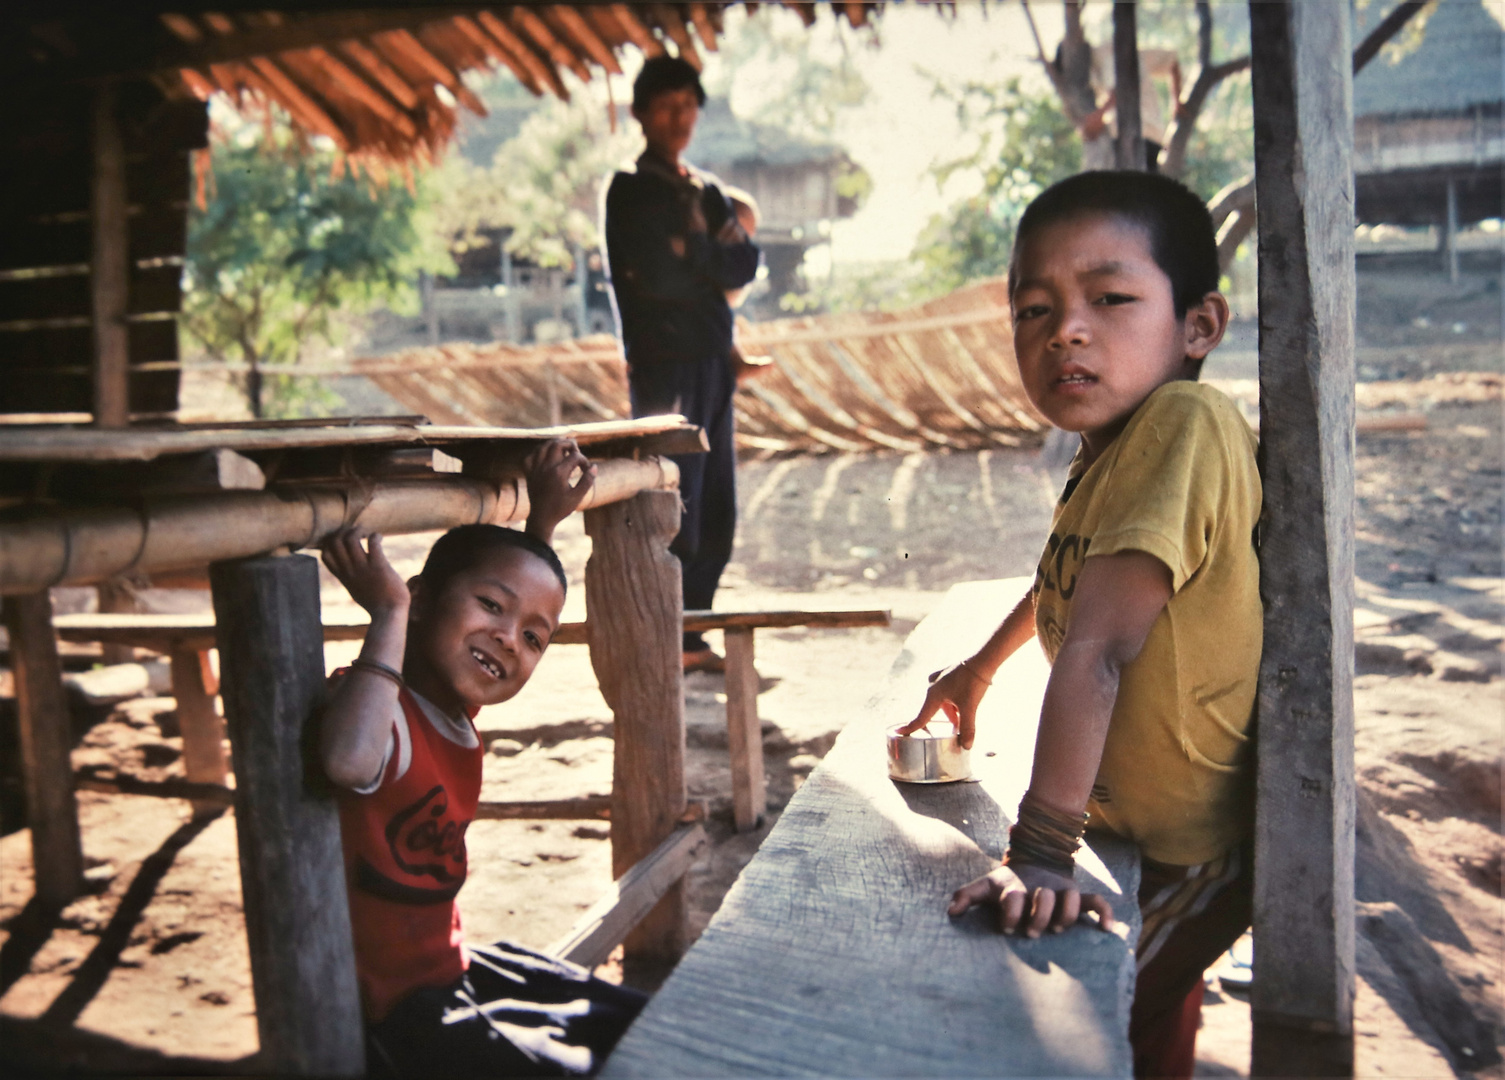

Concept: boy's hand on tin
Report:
left=947, top=863, right=1116, bottom=937
left=898, top=661, right=991, bottom=749
left=523, top=438, right=596, bottom=543
left=320, top=528, right=409, bottom=617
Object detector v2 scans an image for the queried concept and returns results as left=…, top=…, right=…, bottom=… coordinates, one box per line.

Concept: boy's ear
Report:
left=1184, top=291, right=1231, bottom=364
left=406, top=575, right=425, bottom=622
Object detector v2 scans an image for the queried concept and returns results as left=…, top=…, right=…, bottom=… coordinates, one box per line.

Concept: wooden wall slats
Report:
left=2, top=81, right=199, bottom=418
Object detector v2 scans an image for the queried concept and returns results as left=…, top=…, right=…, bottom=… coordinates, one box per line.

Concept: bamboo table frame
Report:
left=0, top=415, right=702, bottom=1075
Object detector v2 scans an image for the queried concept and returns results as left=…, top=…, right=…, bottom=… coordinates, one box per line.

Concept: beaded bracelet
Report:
left=350, top=657, right=404, bottom=688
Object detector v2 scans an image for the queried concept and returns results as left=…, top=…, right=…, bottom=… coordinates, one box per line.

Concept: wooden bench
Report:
left=53, top=606, right=890, bottom=833
left=601, top=578, right=1142, bottom=1078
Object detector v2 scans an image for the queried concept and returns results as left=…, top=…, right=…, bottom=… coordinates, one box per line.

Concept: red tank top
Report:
left=336, top=682, right=482, bottom=1020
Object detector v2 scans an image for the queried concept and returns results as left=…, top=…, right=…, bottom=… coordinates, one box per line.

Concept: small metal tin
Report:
left=887, top=721, right=972, bottom=783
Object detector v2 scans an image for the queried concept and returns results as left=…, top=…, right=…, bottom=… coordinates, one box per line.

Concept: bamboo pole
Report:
left=0, top=456, right=677, bottom=595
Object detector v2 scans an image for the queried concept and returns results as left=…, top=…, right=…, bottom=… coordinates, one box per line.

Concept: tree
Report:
left=432, top=90, right=637, bottom=272
left=711, top=4, right=875, bottom=142
left=910, top=76, right=1081, bottom=296
left=181, top=114, right=450, bottom=418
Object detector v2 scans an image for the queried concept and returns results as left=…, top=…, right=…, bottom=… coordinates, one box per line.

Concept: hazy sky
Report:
left=707, top=3, right=1072, bottom=266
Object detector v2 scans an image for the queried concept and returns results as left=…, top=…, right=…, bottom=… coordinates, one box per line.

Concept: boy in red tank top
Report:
left=319, top=439, right=644, bottom=1078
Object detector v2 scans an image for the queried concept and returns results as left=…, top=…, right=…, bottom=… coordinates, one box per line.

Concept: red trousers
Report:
left=1129, top=843, right=1253, bottom=1080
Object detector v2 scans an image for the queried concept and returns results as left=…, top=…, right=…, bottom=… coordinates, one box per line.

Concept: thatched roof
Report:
left=1354, top=0, right=1504, bottom=119
left=9, top=4, right=880, bottom=164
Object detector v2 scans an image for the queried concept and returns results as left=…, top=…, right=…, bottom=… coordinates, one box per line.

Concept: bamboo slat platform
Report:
left=346, top=279, right=1046, bottom=454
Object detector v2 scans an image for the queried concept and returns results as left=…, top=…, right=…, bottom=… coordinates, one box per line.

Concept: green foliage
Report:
left=710, top=6, right=874, bottom=141
left=431, top=92, right=636, bottom=270
left=907, top=3, right=1258, bottom=298
left=182, top=113, right=450, bottom=417
left=908, top=76, right=1081, bottom=298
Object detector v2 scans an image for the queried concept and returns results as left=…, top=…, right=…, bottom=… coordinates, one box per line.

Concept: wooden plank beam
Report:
left=1248, top=2, right=1358, bottom=1075
left=723, top=627, right=765, bottom=833
left=90, top=82, right=130, bottom=429
left=547, top=822, right=709, bottom=969
left=2, top=593, right=84, bottom=909
left=584, top=490, right=687, bottom=975
left=209, top=553, right=363, bottom=1076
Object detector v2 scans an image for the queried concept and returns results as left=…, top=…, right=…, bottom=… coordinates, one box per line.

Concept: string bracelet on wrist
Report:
left=958, top=659, right=992, bottom=686
left=1003, top=790, right=1089, bottom=877
left=350, top=658, right=404, bottom=688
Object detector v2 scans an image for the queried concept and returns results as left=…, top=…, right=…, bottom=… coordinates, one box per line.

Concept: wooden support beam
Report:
left=169, top=646, right=229, bottom=819
left=209, top=554, right=363, bottom=1076
left=1112, top=2, right=1146, bottom=171
left=90, top=82, right=130, bottom=429
left=584, top=490, right=687, bottom=972
left=0, top=455, right=678, bottom=595
left=1248, top=2, right=1358, bottom=1075
left=2, top=593, right=84, bottom=909
left=474, top=796, right=612, bottom=820
left=723, top=627, right=765, bottom=833
left=547, top=822, right=709, bottom=969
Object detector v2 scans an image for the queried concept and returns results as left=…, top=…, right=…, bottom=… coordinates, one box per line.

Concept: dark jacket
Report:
left=604, top=153, right=760, bottom=370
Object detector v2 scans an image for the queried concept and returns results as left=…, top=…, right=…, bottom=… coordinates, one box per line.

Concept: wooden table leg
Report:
left=2, top=593, right=84, bottom=909
left=209, top=554, right=364, bottom=1076
left=584, top=490, right=688, bottom=969
left=724, top=627, right=765, bottom=833
left=169, top=645, right=228, bottom=819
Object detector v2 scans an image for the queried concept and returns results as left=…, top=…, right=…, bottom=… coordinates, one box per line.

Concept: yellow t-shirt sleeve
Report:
left=1087, top=388, right=1236, bottom=592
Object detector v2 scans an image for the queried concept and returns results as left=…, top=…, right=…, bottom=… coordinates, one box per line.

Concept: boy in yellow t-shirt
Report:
left=904, top=171, right=1260, bottom=1080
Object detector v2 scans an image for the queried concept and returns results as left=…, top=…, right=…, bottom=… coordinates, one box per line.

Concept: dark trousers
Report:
left=627, top=355, right=737, bottom=653
left=366, top=941, right=647, bottom=1078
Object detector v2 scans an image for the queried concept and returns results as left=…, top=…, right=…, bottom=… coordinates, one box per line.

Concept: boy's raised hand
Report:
left=948, top=862, right=1116, bottom=938
left=320, top=528, right=410, bottom=617
left=898, top=661, right=992, bottom=749
left=523, top=438, right=597, bottom=544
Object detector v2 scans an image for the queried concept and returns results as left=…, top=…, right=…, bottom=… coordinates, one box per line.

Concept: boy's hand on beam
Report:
left=523, top=438, right=597, bottom=544
left=898, top=661, right=991, bottom=749
left=947, top=862, right=1116, bottom=937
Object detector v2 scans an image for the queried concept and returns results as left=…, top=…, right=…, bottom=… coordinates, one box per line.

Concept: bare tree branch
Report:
left=1161, top=1, right=1250, bottom=178
left=1354, top=0, right=1432, bottom=74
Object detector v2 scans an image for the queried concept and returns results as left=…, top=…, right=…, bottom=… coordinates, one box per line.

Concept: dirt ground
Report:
left=1, top=269, right=1501, bottom=1076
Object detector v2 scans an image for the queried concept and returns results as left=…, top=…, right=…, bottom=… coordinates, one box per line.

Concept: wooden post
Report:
left=91, top=81, right=130, bottom=429
left=1113, top=3, right=1146, bottom=171
left=502, top=246, right=521, bottom=343
left=169, top=645, right=229, bottom=819
left=209, top=554, right=364, bottom=1076
left=2, top=593, right=84, bottom=909
left=1249, top=2, right=1357, bottom=1075
left=584, top=490, right=688, bottom=970
left=420, top=270, right=439, bottom=346
left=96, top=581, right=138, bottom=666
left=723, top=627, right=765, bottom=833
left=1443, top=176, right=1460, bottom=283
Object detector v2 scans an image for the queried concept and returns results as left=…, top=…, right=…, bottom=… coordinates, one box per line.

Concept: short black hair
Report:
left=1009, top=171, right=1220, bottom=318
left=419, top=525, right=567, bottom=598
left=632, top=55, right=705, bottom=113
